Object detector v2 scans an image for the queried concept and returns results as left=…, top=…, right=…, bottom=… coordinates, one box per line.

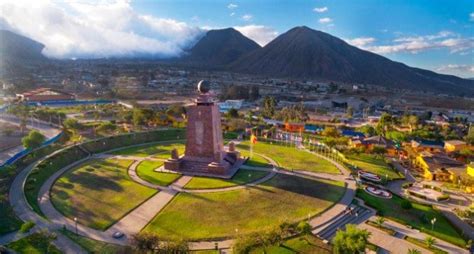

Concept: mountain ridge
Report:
left=229, top=26, right=474, bottom=95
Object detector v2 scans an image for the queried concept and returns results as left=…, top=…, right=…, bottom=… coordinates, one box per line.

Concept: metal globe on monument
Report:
left=197, top=80, right=210, bottom=94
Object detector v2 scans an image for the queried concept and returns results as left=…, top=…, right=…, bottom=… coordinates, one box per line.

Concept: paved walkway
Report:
left=380, top=218, right=469, bottom=254
left=7, top=149, right=87, bottom=253
left=358, top=223, right=430, bottom=254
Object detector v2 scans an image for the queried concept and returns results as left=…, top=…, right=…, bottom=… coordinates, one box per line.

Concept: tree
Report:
left=425, top=236, right=436, bottom=248
left=357, top=125, right=376, bottom=137
left=22, top=130, right=45, bottom=150
left=346, top=106, right=353, bottom=118
left=63, top=118, right=82, bottom=131
left=132, top=232, right=159, bottom=252
left=374, top=217, right=385, bottom=227
left=465, top=125, right=474, bottom=145
left=332, top=224, right=371, bottom=254
left=8, top=104, right=31, bottom=132
left=376, top=113, right=393, bottom=135
left=132, top=108, right=146, bottom=127
left=227, top=108, right=239, bottom=118
left=322, top=126, right=340, bottom=137
left=407, top=249, right=422, bottom=254
left=262, top=96, right=277, bottom=118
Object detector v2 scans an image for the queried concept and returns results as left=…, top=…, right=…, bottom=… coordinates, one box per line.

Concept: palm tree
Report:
left=407, top=248, right=422, bottom=254
left=425, top=236, right=436, bottom=248
left=375, top=216, right=386, bottom=227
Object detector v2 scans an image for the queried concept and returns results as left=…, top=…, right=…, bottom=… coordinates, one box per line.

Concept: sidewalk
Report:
left=381, top=218, right=469, bottom=254
left=359, top=223, right=430, bottom=254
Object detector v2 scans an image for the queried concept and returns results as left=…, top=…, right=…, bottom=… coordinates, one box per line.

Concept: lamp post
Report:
left=74, top=217, right=78, bottom=234
left=431, top=218, right=436, bottom=231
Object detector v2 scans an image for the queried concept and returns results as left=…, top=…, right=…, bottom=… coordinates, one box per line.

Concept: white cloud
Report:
left=234, top=25, right=278, bottom=46
left=242, top=14, right=253, bottom=21
left=470, top=12, right=474, bottom=21
left=227, top=3, right=238, bottom=9
left=0, top=0, right=203, bottom=58
left=230, top=12, right=235, bottom=17
left=313, top=7, right=328, bottom=13
left=346, top=31, right=474, bottom=55
left=436, top=64, right=474, bottom=78
left=318, top=17, right=332, bottom=24
left=345, top=37, right=376, bottom=48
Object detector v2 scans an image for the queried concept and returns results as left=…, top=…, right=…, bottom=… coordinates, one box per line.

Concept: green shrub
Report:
left=401, top=200, right=412, bottom=209
left=19, top=221, right=36, bottom=233
left=437, top=194, right=450, bottom=201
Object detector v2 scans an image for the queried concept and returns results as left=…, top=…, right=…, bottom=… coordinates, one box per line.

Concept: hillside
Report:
left=180, top=28, right=261, bottom=66
left=230, top=26, right=474, bottom=95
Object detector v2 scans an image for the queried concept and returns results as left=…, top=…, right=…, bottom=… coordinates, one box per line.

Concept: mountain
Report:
left=230, top=26, right=474, bottom=95
left=181, top=28, right=261, bottom=67
left=0, top=30, right=46, bottom=62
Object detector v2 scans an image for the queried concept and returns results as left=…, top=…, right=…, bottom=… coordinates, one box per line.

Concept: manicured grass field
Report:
left=184, top=169, right=270, bottom=189
left=356, top=189, right=467, bottom=247
left=6, top=233, right=61, bottom=254
left=136, top=160, right=181, bottom=186
left=25, top=146, right=89, bottom=216
left=112, top=142, right=185, bottom=158
left=61, top=229, right=129, bottom=254
left=346, top=153, right=401, bottom=180
left=144, top=174, right=345, bottom=239
left=249, top=234, right=332, bottom=254
left=239, top=149, right=272, bottom=168
left=51, top=159, right=157, bottom=230
left=236, top=142, right=339, bottom=174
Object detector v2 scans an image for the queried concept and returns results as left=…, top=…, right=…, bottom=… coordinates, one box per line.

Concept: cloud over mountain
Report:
left=0, top=0, right=203, bottom=59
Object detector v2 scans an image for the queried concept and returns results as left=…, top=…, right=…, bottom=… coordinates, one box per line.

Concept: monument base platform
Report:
left=163, top=157, right=245, bottom=179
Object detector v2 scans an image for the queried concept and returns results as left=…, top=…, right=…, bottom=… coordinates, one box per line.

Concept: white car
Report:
left=112, top=231, right=124, bottom=239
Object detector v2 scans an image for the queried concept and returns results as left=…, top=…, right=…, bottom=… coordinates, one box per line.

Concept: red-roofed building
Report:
left=16, top=88, right=75, bottom=102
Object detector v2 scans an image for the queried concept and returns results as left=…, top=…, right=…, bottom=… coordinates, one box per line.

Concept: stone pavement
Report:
left=105, top=176, right=192, bottom=240
left=380, top=218, right=470, bottom=254
left=358, top=223, right=430, bottom=254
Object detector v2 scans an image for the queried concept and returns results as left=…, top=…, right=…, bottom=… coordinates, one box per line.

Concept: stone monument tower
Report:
left=164, top=80, right=242, bottom=178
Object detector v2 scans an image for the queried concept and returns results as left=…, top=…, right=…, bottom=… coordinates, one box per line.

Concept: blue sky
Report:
left=133, top=0, right=474, bottom=77
left=1, top=0, right=473, bottom=77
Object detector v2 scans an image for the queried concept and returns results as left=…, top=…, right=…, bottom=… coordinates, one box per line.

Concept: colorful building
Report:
left=284, top=122, right=305, bottom=133
left=444, top=140, right=467, bottom=153
left=468, top=163, right=474, bottom=178
left=414, top=151, right=465, bottom=181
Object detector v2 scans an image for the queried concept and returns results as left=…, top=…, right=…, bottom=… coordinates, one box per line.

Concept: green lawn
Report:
left=184, top=169, right=270, bottom=189
left=6, top=233, right=62, bottom=254
left=249, top=234, right=332, bottom=254
left=25, top=146, right=89, bottom=216
left=144, top=174, right=345, bottom=240
left=356, top=189, right=467, bottom=247
left=112, top=142, right=185, bottom=158
left=136, top=160, right=181, bottom=186
left=236, top=142, right=339, bottom=174
left=50, top=159, right=157, bottom=230
left=346, top=153, right=402, bottom=180
left=239, top=149, right=272, bottom=168
left=60, top=228, right=129, bottom=254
